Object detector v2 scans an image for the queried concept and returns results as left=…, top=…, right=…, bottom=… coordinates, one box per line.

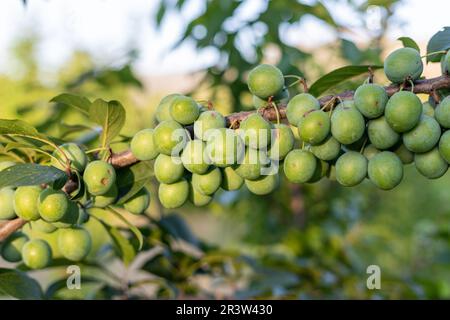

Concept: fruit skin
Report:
left=169, top=95, right=200, bottom=125
left=384, top=47, right=423, bottom=83
left=220, top=167, right=244, bottom=191
left=414, top=147, right=448, bottom=179
left=188, top=182, right=212, bottom=207
left=206, top=128, right=245, bottom=167
left=308, top=159, right=330, bottom=183
left=392, top=143, right=414, bottom=164
left=362, top=144, right=381, bottom=161
left=92, top=183, right=118, bottom=208
left=235, top=148, right=269, bottom=180
left=51, top=143, right=88, bottom=172
left=0, top=187, right=16, bottom=220
left=311, top=136, right=341, bottom=161
left=286, top=93, right=320, bottom=126
left=367, top=116, right=400, bottom=149
left=434, top=96, right=450, bottom=128
left=442, top=50, right=450, bottom=74
left=22, top=239, right=52, bottom=269
left=403, top=115, right=441, bottom=153
left=283, top=149, right=317, bottom=183
left=335, top=151, right=367, bottom=187
left=330, top=105, right=365, bottom=145
left=181, top=140, right=210, bottom=174
left=298, top=110, right=330, bottom=145
left=154, top=120, right=188, bottom=156
left=123, top=188, right=150, bottom=215
left=32, top=219, right=57, bottom=233
left=247, top=64, right=284, bottom=99
left=422, top=101, right=435, bottom=118
left=354, top=83, right=388, bottom=119
left=192, top=167, right=222, bottom=195
left=154, top=154, right=185, bottom=184
left=156, top=93, right=180, bottom=122
left=0, top=161, right=16, bottom=171
left=439, top=130, right=450, bottom=164
left=239, top=113, right=272, bottom=149
left=0, top=232, right=28, bottom=262
left=58, top=227, right=92, bottom=262
left=158, top=179, right=189, bottom=209
left=130, top=129, right=159, bottom=161
left=83, top=160, right=116, bottom=196
left=268, top=124, right=294, bottom=160
left=245, top=174, right=279, bottom=195
left=14, top=186, right=42, bottom=221
left=52, top=201, right=80, bottom=228
left=38, top=188, right=69, bottom=222
left=194, top=111, right=226, bottom=141
left=368, top=151, right=403, bottom=190
left=385, top=91, right=422, bottom=132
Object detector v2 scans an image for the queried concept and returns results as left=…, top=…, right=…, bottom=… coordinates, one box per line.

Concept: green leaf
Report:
left=89, top=99, right=126, bottom=153
left=106, top=206, right=144, bottom=250
left=44, top=276, right=100, bottom=300
left=0, top=268, right=43, bottom=300
left=50, top=93, right=91, bottom=115
left=0, top=119, right=58, bottom=150
left=116, top=161, right=153, bottom=205
left=0, top=164, right=68, bottom=189
left=158, top=214, right=199, bottom=247
left=398, top=37, right=420, bottom=52
left=108, top=227, right=136, bottom=266
left=309, top=65, right=383, bottom=97
left=427, top=27, right=450, bottom=62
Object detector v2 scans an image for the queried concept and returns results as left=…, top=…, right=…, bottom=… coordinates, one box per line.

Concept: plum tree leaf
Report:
left=106, top=206, right=144, bottom=250
left=116, top=161, right=153, bottom=205
left=0, top=119, right=59, bottom=150
left=50, top=93, right=91, bottom=115
left=0, top=268, right=43, bottom=300
left=108, top=227, right=136, bottom=266
left=398, top=37, right=420, bottom=52
left=427, top=27, right=450, bottom=62
left=0, top=164, right=68, bottom=189
left=309, top=65, right=383, bottom=97
left=89, top=99, right=126, bottom=156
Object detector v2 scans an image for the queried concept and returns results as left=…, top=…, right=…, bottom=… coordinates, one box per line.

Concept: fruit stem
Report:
left=271, top=102, right=281, bottom=125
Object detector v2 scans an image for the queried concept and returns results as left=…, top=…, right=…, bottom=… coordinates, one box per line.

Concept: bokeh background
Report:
left=0, top=0, right=449, bottom=299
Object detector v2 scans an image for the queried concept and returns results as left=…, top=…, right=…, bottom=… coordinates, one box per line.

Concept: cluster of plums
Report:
left=0, top=144, right=150, bottom=269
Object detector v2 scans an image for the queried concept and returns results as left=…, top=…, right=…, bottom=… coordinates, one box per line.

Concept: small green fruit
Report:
left=335, top=151, right=367, bottom=187
left=220, top=167, right=244, bottom=191
left=385, top=91, right=422, bottom=132
left=247, top=64, right=284, bottom=99
left=52, top=201, right=80, bottom=228
left=311, top=136, right=341, bottom=161
left=0, top=188, right=16, bottom=220
left=154, top=154, right=185, bottom=184
left=158, top=179, right=189, bottom=209
left=188, top=182, right=212, bottom=207
left=392, top=143, right=414, bottom=164
left=181, top=140, right=210, bottom=174
left=192, top=167, right=222, bottom=195
left=286, top=93, right=320, bottom=126
left=83, top=160, right=116, bottom=196
left=439, top=130, right=450, bottom=163
left=354, top=83, right=388, bottom=119
left=14, top=186, right=42, bottom=221
left=123, top=188, right=150, bottom=215
left=384, top=47, right=423, bottom=83
left=362, top=144, right=381, bottom=160
left=368, top=116, right=400, bottom=149
left=130, top=129, right=159, bottom=161
left=403, top=115, right=441, bottom=153
left=22, top=239, right=52, bottom=269
left=415, top=147, right=448, bottom=179
left=422, top=101, right=435, bottom=117
left=308, top=159, right=330, bottom=183
left=51, top=143, right=88, bottom=172
left=283, top=149, right=317, bottom=183
left=58, top=227, right=92, bottom=262
left=239, top=113, right=272, bottom=149
left=155, top=93, right=180, bottom=122
left=206, top=128, right=245, bottom=167
left=169, top=95, right=200, bottom=125
left=235, top=148, right=269, bottom=181
left=298, top=110, right=330, bottom=145
left=194, top=111, right=226, bottom=141
left=434, top=96, right=450, bottom=128
left=38, top=188, right=69, bottom=222
left=330, top=105, right=365, bottom=145
left=368, top=151, right=403, bottom=190
left=1, top=232, right=28, bottom=262
left=92, top=183, right=118, bottom=208
left=32, top=219, right=57, bottom=233
left=245, top=174, right=279, bottom=195
left=154, top=120, right=188, bottom=156
left=268, top=124, right=294, bottom=160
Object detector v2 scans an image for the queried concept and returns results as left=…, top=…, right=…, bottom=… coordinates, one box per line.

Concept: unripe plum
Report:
left=330, top=105, right=365, bottom=145
left=283, top=149, right=317, bottom=183
left=434, top=96, right=450, bottom=128
left=38, top=188, right=69, bottom=222
left=14, top=186, right=42, bottom=221
left=414, top=147, right=448, bottom=179
left=220, top=166, right=244, bottom=191
left=22, top=239, right=52, bottom=269
left=335, top=151, right=367, bottom=187
left=247, top=64, right=284, bottom=99
left=194, top=111, right=226, bottom=141
left=158, top=179, right=189, bottom=209
left=181, top=140, right=210, bottom=174
left=268, top=124, right=294, bottom=160
left=192, top=167, right=222, bottom=195
left=156, top=93, right=180, bottom=122
left=58, top=227, right=92, bottom=262
left=384, top=47, right=423, bottom=83
left=51, top=143, right=88, bottom=172
left=206, top=128, right=245, bottom=167
left=169, top=95, right=200, bottom=125
left=154, top=154, right=185, bottom=184
left=368, top=151, right=403, bottom=190
left=403, top=115, right=441, bottom=153
left=286, top=93, right=320, bottom=126
left=367, top=116, right=399, bottom=149
left=239, top=113, right=272, bottom=149
left=245, top=174, right=279, bottom=195
left=123, top=188, right=150, bottom=215
left=385, top=91, right=422, bottom=133
left=311, top=136, right=341, bottom=161
left=154, top=120, right=188, bottom=156
left=354, top=83, right=388, bottom=119
left=0, top=187, right=16, bottom=220
left=130, top=128, right=159, bottom=161
left=83, top=160, right=116, bottom=196
left=298, top=110, right=330, bottom=145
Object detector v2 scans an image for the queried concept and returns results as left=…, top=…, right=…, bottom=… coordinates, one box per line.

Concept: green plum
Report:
left=130, top=128, right=159, bottom=161
left=169, top=95, right=200, bottom=125
left=354, top=83, right=388, bottom=119
left=206, top=128, right=245, bottom=167
left=298, top=110, right=330, bottom=145
left=286, top=93, right=320, bottom=126
left=158, top=179, right=189, bottom=209
left=58, top=227, right=92, bottom=262
left=192, top=167, right=222, bottom=195
left=330, top=105, right=365, bottom=144
left=92, top=183, right=118, bottom=208
left=83, top=160, right=116, bottom=196
left=22, top=239, right=52, bottom=269
left=51, top=143, right=88, bottom=172
left=38, top=188, right=69, bottom=222
left=310, top=136, right=341, bottom=161
left=239, top=113, right=272, bottom=149
left=220, top=166, right=244, bottom=191
left=414, top=147, right=448, bottom=179
left=283, top=149, right=317, bottom=183
left=14, top=186, right=42, bottom=221
left=235, top=148, right=269, bottom=181
left=268, top=124, right=294, bottom=160
left=194, top=110, right=226, bottom=141
left=384, top=47, right=423, bottom=83
left=247, top=64, right=284, bottom=99
left=434, top=96, right=450, bottom=128
left=368, top=151, right=403, bottom=190
left=153, top=120, right=188, bottom=156
left=154, top=154, right=185, bottom=184
left=123, top=188, right=150, bottom=215
left=403, top=115, right=441, bottom=153
left=439, top=130, right=450, bottom=163
left=385, top=91, right=422, bottom=132
left=181, top=140, right=210, bottom=174
left=335, top=151, right=367, bottom=187
left=245, top=174, right=279, bottom=195
left=367, top=116, right=400, bottom=149
left=0, top=188, right=15, bottom=220
left=155, top=93, right=180, bottom=122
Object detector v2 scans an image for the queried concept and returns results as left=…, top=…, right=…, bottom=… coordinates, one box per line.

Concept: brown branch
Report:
left=1, top=74, right=450, bottom=242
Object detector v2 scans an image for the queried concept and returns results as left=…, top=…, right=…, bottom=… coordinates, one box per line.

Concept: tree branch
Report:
left=1, top=74, right=449, bottom=242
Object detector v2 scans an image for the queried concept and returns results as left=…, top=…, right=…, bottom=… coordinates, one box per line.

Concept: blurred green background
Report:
left=0, top=0, right=449, bottom=299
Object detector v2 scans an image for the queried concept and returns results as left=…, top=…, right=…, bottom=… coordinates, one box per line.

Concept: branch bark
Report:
left=1, top=74, right=449, bottom=242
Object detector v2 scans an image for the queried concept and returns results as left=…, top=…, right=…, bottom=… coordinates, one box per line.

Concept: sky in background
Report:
left=0, top=0, right=448, bottom=77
